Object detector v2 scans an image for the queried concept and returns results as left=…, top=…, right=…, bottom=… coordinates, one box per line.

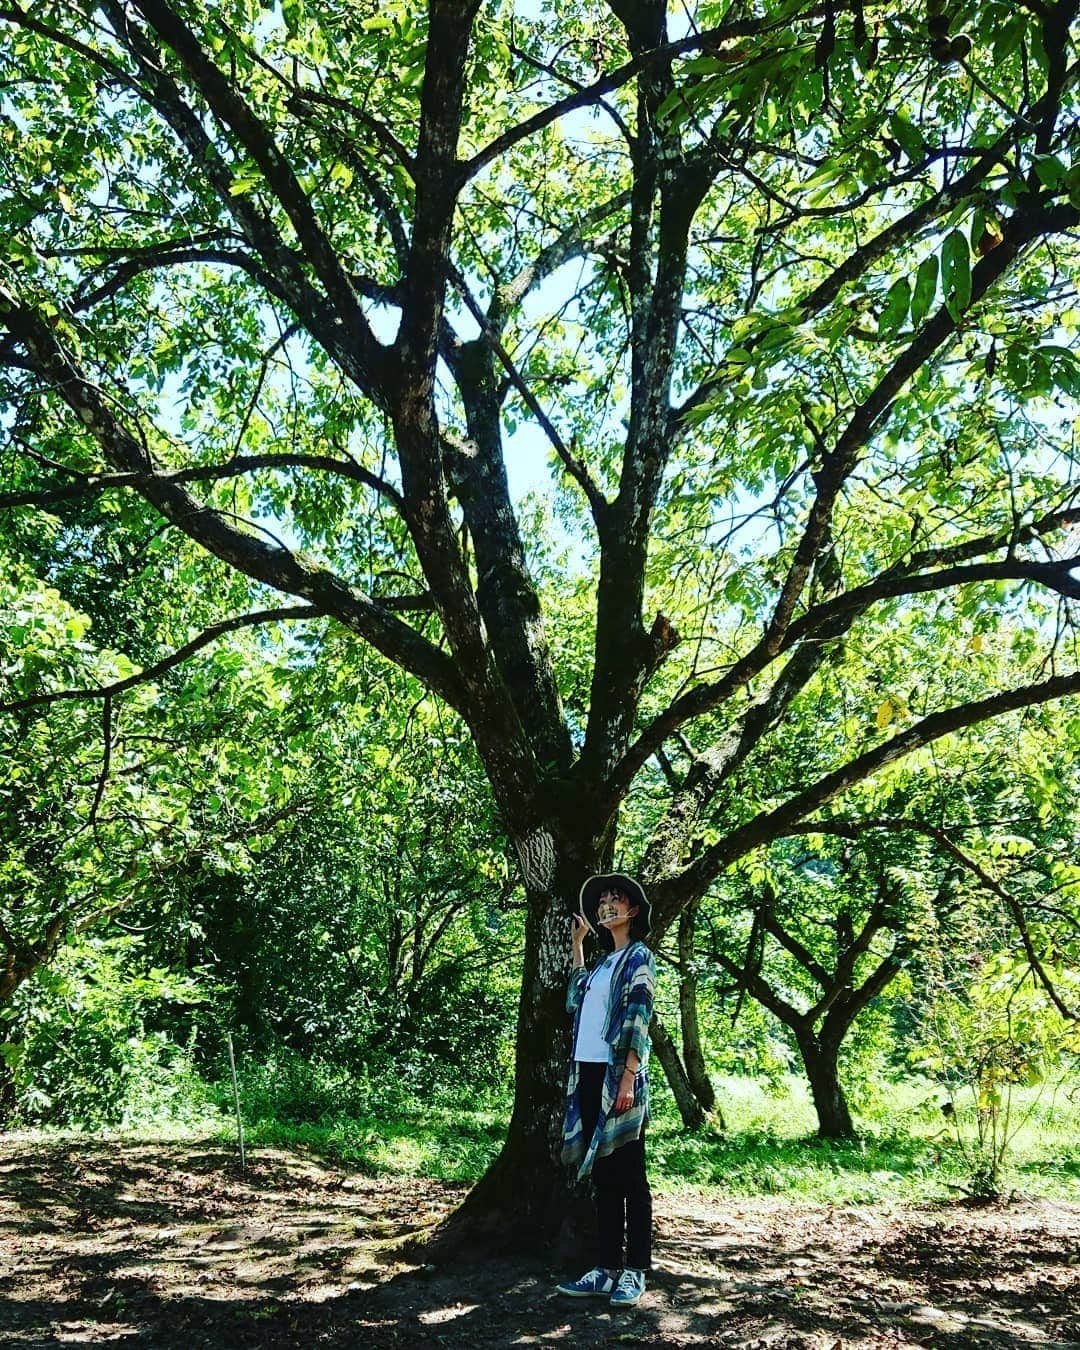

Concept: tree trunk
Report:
left=678, top=902, right=721, bottom=1121
left=0, top=961, right=36, bottom=1123
left=796, top=1031, right=855, bottom=1140
left=0, top=1043, right=17, bottom=1123
left=0, top=954, right=39, bottom=1010
left=650, top=1012, right=705, bottom=1131
left=428, top=825, right=604, bottom=1259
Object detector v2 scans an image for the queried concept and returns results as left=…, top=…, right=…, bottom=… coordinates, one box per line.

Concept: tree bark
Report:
left=678, top=902, right=719, bottom=1118
left=0, top=1042, right=17, bottom=1123
left=650, top=1013, right=706, bottom=1131
left=428, top=825, right=606, bottom=1258
left=796, top=1031, right=855, bottom=1140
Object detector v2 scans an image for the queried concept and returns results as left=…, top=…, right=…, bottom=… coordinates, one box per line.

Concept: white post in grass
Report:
left=227, top=1032, right=246, bottom=1172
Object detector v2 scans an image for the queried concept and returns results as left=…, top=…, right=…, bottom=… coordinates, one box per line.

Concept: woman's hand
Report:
left=614, top=1067, right=636, bottom=1114
left=571, top=911, right=590, bottom=966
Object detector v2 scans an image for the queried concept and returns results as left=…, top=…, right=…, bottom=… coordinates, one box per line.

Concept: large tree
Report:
left=3, top=0, right=1080, bottom=1245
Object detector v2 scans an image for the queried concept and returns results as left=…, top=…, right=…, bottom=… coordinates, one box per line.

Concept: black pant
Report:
left=577, top=1061, right=652, bottom=1271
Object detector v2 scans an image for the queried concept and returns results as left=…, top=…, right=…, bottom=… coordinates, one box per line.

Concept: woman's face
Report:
left=596, top=888, right=637, bottom=930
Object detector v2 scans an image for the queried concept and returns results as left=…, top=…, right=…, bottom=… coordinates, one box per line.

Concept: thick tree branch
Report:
left=0, top=452, right=404, bottom=513
left=761, top=201, right=1063, bottom=655
left=819, top=941, right=908, bottom=1041
left=388, top=1, right=544, bottom=821
left=669, top=69, right=1080, bottom=441
left=805, top=899, right=889, bottom=1023
left=127, top=0, right=383, bottom=373
left=583, top=51, right=715, bottom=778
left=710, top=945, right=808, bottom=1032
left=612, top=207, right=1080, bottom=801
left=614, top=547, right=1080, bottom=806
left=651, top=669, right=1080, bottom=925
left=446, top=260, right=608, bottom=522
left=1032, top=2, right=1079, bottom=157
left=69, top=245, right=261, bottom=311
left=442, top=335, right=575, bottom=768
left=641, top=577, right=854, bottom=883
left=489, top=190, right=633, bottom=331
left=0, top=286, right=467, bottom=713
left=83, top=0, right=391, bottom=403
left=760, top=907, right=831, bottom=988
left=892, top=501, right=1080, bottom=574
left=384, top=0, right=498, bottom=710
left=785, top=554, right=1080, bottom=636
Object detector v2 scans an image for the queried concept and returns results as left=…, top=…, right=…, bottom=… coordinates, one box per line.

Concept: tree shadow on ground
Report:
left=1, top=1138, right=1077, bottom=1348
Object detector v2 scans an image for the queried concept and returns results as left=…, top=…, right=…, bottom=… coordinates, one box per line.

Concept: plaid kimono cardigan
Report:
left=560, top=940, right=656, bottom=1181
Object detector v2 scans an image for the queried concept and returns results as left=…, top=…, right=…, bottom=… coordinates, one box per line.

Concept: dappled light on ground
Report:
left=1, top=1139, right=1077, bottom=1347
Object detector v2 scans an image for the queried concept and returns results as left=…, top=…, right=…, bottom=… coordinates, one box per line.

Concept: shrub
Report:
left=1, top=936, right=217, bottom=1128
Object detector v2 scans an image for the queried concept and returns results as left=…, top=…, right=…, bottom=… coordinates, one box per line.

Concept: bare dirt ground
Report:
left=1, top=1138, right=1078, bottom=1348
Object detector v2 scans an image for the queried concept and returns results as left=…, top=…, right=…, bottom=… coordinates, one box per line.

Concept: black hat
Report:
left=579, top=873, right=651, bottom=948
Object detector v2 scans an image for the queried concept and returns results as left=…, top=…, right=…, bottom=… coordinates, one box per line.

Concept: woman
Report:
left=556, top=872, right=655, bottom=1309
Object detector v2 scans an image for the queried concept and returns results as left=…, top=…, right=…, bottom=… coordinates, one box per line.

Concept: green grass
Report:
left=646, top=1074, right=1080, bottom=1204
left=233, top=1102, right=508, bottom=1184
left=215, top=1071, right=1080, bottom=1205
left=15, top=1066, right=1079, bottom=1205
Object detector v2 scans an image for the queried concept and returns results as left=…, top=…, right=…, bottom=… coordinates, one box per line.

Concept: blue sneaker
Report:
left=555, top=1267, right=615, bottom=1298
left=609, top=1267, right=646, bottom=1307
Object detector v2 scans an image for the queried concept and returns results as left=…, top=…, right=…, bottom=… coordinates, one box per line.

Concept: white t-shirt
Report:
left=573, top=951, right=621, bottom=1062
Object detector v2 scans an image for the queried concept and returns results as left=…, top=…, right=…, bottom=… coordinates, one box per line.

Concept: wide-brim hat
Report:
left=579, top=873, right=651, bottom=939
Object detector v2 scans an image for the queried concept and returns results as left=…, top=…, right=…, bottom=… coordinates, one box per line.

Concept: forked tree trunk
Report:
left=650, top=1013, right=706, bottom=1131
left=678, top=903, right=721, bottom=1122
left=796, top=1031, right=855, bottom=1140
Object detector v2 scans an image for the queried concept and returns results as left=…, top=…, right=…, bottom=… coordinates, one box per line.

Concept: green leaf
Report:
left=229, top=167, right=262, bottom=197
left=969, top=207, right=986, bottom=255
left=680, top=56, right=724, bottom=75
left=888, top=110, right=925, bottom=163
left=282, top=0, right=303, bottom=34
left=800, top=159, right=843, bottom=194
left=941, top=230, right=972, bottom=320
left=878, top=277, right=910, bottom=336
left=910, top=254, right=938, bottom=328
left=1032, top=154, right=1066, bottom=190
left=992, top=13, right=1028, bottom=62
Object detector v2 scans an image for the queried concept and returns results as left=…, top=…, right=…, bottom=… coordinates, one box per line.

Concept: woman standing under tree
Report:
left=556, top=874, right=656, bottom=1308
